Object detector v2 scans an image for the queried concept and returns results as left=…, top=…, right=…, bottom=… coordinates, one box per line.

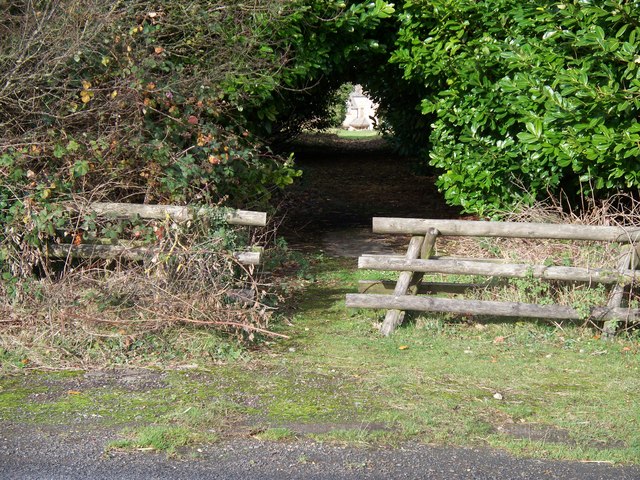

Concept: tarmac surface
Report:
left=2, top=423, right=639, bottom=480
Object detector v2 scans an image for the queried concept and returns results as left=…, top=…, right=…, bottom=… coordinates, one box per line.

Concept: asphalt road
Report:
left=1, top=423, right=639, bottom=480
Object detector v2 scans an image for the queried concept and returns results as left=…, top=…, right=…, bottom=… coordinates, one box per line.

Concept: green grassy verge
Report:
left=1, top=256, right=639, bottom=462
left=329, top=128, right=380, bottom=139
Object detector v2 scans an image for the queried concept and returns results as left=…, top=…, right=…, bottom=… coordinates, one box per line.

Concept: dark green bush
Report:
left=391, top=0, right=640, bottom=214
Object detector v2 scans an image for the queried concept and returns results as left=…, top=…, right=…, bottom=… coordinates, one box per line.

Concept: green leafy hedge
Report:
left=5, top=0, right=640, bottom=283
left=391, top=0, right=640, bottom=214
left=0, top=1, right=298, bottom=278
left=0, top=0, right=399, bottom=279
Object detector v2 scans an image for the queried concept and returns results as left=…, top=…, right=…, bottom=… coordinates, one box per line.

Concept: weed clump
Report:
left=0, top=215, right=283, bottom=372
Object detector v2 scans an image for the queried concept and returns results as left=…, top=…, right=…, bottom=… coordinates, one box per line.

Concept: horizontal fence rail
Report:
left=359, top=256, right=637, bottom=285
left=373, top=218, right=640, bottom=243
left=85, top=202, right=267, bottom=227
left=346, top=294, right=640, bottom=322
left=48, top=244, right=262, bottom=265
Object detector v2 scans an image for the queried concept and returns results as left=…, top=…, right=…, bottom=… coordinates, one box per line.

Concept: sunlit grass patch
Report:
left=107, top=425, right=215, bottom=455
left=2, top=249, right=640, bottom=463
left=253, top=427, right=298, bottom=441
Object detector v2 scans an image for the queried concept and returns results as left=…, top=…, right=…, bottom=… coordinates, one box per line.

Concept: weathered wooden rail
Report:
left=86, top=202, right=266, bottom=226
left=346, top=218, right=640, bottom=336
left=48, top=202, right=267, bottom=266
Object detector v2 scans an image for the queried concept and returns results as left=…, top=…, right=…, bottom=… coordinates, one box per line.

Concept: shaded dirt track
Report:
left=280, top=134, right=460, bottom=255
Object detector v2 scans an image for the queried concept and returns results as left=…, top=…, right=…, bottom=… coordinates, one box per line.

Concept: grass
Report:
left=1, top=255, right=639, bottom=463
left=253, top=427, right=297, bottom=441
left=274, top=257, right=640, bottom=463
left=309, top=428, right=396, bottom=446
left=107, top=425, right=214, bottom=456
left=327, top=128, right=380, bottom=140
left=294, top=129, right=386, bottom=150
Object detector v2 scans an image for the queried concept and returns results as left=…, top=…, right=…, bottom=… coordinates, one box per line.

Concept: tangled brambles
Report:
left=0, top=1, right=301, bottom=371
left=0, top=211, right=285, bottom=372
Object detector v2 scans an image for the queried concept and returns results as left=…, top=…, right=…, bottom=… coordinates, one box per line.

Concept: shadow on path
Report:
left=280, top=134, right=460, bottom=257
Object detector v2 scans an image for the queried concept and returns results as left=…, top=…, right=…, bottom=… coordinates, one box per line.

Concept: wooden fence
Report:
left=346, top=218, right=640, bottom=337
left=48, top=202, right=267, bottom=266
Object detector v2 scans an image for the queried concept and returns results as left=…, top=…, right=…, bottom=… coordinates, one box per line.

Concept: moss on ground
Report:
left=1, top=255, right=640, bottom=462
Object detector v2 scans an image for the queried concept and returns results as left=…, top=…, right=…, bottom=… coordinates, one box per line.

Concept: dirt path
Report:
left=280, top=133, right=460, bottom=256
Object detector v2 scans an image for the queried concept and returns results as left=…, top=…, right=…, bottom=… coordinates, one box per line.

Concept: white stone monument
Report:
left=342, top=85, right=378, bottom=130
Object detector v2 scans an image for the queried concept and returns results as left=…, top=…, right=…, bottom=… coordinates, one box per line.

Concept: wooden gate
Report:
left=346, top=218, right=640, bottom=336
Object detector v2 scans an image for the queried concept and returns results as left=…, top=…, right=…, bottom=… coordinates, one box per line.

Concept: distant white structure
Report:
left=342, top=85, right=378, bottom=130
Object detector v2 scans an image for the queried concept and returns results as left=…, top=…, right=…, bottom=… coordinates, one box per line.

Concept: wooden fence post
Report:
left=380, top=228, right=439, bottom=336
left=603, top=245, right=639, bottom=339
